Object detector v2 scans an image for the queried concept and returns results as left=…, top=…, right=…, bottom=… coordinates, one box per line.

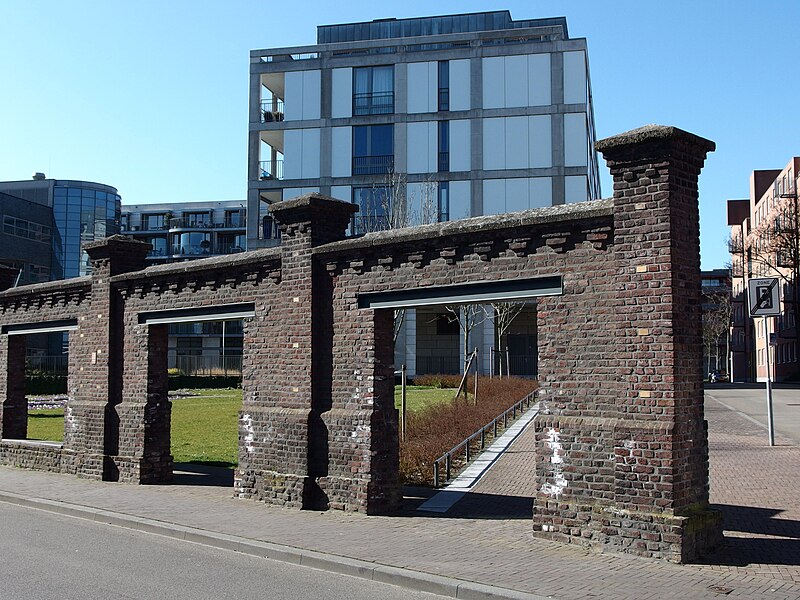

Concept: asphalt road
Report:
left=0, top=502, right=444, bottom=600
left=706, top=383, right=800, bottom=445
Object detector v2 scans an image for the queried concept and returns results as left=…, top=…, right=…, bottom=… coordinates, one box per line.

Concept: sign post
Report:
left=748, top=278, right=781, bottom=446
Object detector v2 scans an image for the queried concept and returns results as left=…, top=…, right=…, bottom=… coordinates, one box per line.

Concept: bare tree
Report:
left=702, top=293, right=732, bottom=375
left=444, top=304, right=489, bottom=373
left=490, top=301, right=527, bottom=376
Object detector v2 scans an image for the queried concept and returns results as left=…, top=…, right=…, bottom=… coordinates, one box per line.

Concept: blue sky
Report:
left=1, top=1, right=797, bottom=269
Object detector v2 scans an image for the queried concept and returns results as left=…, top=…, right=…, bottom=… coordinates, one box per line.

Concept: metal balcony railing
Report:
left=353, top=91, right=394, bottom=116
left=416, top=355, right=462, bottom=376
left=352, top=155, right=394, bottom=176
left=438, top=151, right=449, bottom=173
left=438, top=88, right=449, bottom=111
left=170, top=355, right=243, bottom=377
left=168, top=217, right=212, bottom=230
left=260, top=99, right=285, bottom=123
left=259, top=159, right=284, bottom=180
left=26, top=355, right=68, bottom=376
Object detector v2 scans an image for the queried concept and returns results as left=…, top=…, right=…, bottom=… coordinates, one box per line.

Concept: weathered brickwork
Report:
left=0, top=125, right=720, bottom=562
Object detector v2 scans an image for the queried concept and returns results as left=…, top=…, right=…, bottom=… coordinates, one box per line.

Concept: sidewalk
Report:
left=1, top=392, right=799, bottom=600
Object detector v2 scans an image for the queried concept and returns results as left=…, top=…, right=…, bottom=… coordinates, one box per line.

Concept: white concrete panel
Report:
left=449, top=59, right=471, bottom=111
left=407, top=62, right=431, bottom=114
left=301, top=70, right=321, bottom=120
left=331, top=127, right=351, bottom=177
left=506, top=178, right=529, bottom=212
left=331, top=68, right=352, bottom=118
left=528, top=53, right=551, bottom=106
left=564, top=113, right=587, bottom=167
left=563, top=51, right=587, bottom=105
left=407, top=122, right=431, bottom=174
left=505, top=116, right=528, bottom=170
left=565, top=175, right=589, bottom=204
left=449, top=181, right=471, bottom=220
left=429, top=61, right=438, bottom=112
left=483, top=179, right=506, bottom=215
left=449, top=120, right=471, bottom=172
left=482, top=118, right=505, bottom=171
left=529, top=115, right=552, bottom=168
left=504, top=55, right=527, bottom=108
left=301, top=129, right=320, bottom=178
left=284, top=71, right=304, bottom=121
left=482, top=57, right=504, bottom=109
left=529, top=177, right=553, bottom=208
left=282, top=129, right=303, bottom=179
left=330, top=185, right=351, bottom=202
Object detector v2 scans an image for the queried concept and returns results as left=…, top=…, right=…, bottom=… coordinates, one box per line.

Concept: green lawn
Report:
left=26, top=385, right=454, bottom=467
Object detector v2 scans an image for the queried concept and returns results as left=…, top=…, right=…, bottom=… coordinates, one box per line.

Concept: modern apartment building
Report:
left=121, top=200, right=248, bottom=374
left=728, top=159, right=800, bottom=382
left=121, top=200, right=248, bottom=264
left=246, top=11, right=599, bottom=377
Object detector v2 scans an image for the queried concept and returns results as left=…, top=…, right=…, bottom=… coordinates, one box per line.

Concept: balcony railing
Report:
left=438, top=88, right=449, bottom=111
left=416, top=355, right=461, bottom=376
left=438, top=151, right=449, bottom=173
left=168, top=217, right=212, bottom=230
left=353, top=155, right=394, bottom=176
left=260, top=159, right=284, bottom=180
left=170, top=243, right=245, bottom=257
left=26, top=355, right=68, bottom=376
left=171, top=355, right=243, bottom=377
left=260, top=99, right=285, bottom=123
left=351, top=215, right=390, bottom=236
left=353, top=91, right=394, bottom=116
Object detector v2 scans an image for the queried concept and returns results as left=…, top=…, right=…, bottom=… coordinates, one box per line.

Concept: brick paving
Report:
left=1, top=390, right=799, bottom=599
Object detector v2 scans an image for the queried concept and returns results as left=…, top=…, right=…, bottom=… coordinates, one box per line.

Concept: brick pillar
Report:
left=235, top=193, right=355, bottom=508
left=533, top=126, right=723, bottom=562
left=64, top=235, right=150, bottom=480
left=0, top=335, right=27, bottom=439
left=0, top=264, right=20, bottom=292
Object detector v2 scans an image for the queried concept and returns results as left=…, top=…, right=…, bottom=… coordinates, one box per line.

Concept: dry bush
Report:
left=400, top=376, right=537, bottom=485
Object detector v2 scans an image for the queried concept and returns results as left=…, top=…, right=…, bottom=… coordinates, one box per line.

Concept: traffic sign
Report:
left=748, top=277, right=781, bottom=316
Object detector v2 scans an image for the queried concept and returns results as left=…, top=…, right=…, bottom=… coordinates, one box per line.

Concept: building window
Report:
left=143, top=214, right=167, bottom=230
left=435, top=313, right=459, bottom=336
left=144, top=236, right=168, bottom=257
left=224, top=210, right=244, bottom=228
left=353, top=125, right=394, bottom=175
left=438, top=121, right=449, bottom=172
left=438, top=61, right=449, bottom=111
left=172, top=232, right=211, bottom=256
left=175, top=337, right=203, bottom=356
left=352, top=187, right=390, bottom=234
left=438, top=182, right=449, bottom=222
left=353, top=65, right=394, bottom=115
left=2, top=216, right=51, bottom=243
left=27, top=264, right=49, bottom=283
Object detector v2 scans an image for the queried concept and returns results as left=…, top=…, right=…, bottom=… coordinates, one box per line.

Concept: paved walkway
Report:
left=1, top=390, right=799, bottom=599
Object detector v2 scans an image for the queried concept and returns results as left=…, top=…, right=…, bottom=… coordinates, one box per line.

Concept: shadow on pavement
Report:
left=401, top=486, right=533, bottom=520
left=714, top=503, right=800, bottom=539
left=171, top=463, right=234, bottom=487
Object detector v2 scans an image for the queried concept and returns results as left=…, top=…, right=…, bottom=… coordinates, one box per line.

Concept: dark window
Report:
left=143, top=214, right=166, bottom=230
left=353, top=125, right=394, bottom=175
left=175, top=337, right=203, bottom=356
left=438, top=61, right=449, bottom=111
left=438, top=182, right=449, bottom=222
left=436, top=313, right=459, bottom=336
left=438, top=121, right=449, bottom=172
left=352, top=187, right=390, bottom=234
left=353, top=65, right=394, bottom=115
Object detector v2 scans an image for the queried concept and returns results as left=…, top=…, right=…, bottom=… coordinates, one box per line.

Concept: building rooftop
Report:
left=316, top=11, right=568, bottom=44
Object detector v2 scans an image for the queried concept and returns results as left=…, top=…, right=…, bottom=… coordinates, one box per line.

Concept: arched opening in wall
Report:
left=136, top=303, right=254, bottom=489
left=24, top=331, right=68, bottom=442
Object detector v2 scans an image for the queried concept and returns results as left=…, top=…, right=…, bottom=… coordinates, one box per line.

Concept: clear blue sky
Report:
left=1, top=1, right=797, bottom=269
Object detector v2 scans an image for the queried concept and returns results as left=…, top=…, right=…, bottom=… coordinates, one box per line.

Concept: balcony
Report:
left=260, top=159, right=284, bottom=180
left=353, top=155, right=394, bottom=176
left=351, top=215, right=390, bottom=236
left=260, top=99, right=285, bottom=123
left=438, top=88, right=449, bottom=111
left=438, top=151, right=449, bottom=173
left=353, top=91, right=394, bottom=116
left=170, top=242, right=245, bottom=257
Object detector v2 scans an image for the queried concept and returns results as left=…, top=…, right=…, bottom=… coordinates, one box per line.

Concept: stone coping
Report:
left=0, top=276, right=91, bottom=299
left=313, top=198, right=614, bottom=257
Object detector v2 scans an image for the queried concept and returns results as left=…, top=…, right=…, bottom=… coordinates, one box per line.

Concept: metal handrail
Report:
left=431, top=389, right=538, bottom=488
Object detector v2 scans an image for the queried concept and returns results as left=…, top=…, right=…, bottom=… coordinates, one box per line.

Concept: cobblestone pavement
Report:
left=0, top=390, right=799, bottom=600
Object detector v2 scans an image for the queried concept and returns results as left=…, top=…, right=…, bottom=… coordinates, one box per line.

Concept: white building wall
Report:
left=331, top=68, right=352, bottom=118
left=563, top=51, right=587, bottom=105
left=449, top=59, right=471, bottom=111
left=483, top=116, right=552, bottom=170
left=407, top=62, right=437, bottom=113
left=564, top=113, right=587, bottom=167
left=449, top=120, right=471, bottom=172
left=482, top=54, right=552, bottom=108
left=284, top=70, right=321, bottom=121
left=331, top=126, right=352, bottom=177
left=407, top=122, right=437, bottom=174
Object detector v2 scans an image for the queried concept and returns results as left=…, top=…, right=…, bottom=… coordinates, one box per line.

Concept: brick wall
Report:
left=0, top=125, right=722, bottom=562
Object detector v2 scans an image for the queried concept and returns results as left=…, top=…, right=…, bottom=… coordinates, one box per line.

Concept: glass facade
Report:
left=352, top=125, right=394, bottom=175
left=52, top=183, right=121, bottom=279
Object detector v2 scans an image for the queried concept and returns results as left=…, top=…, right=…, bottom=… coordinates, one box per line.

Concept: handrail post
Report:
left=401, top=364, right=407, bottom=442
left=465, top=440, right=470, bottom=463
left=445, top=453, right=451, bottom=482
left=434, top=461, right=440, bottom=488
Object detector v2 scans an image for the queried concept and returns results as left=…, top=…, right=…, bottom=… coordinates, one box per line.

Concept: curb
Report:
left=0, top=490, right=553, bottom=600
